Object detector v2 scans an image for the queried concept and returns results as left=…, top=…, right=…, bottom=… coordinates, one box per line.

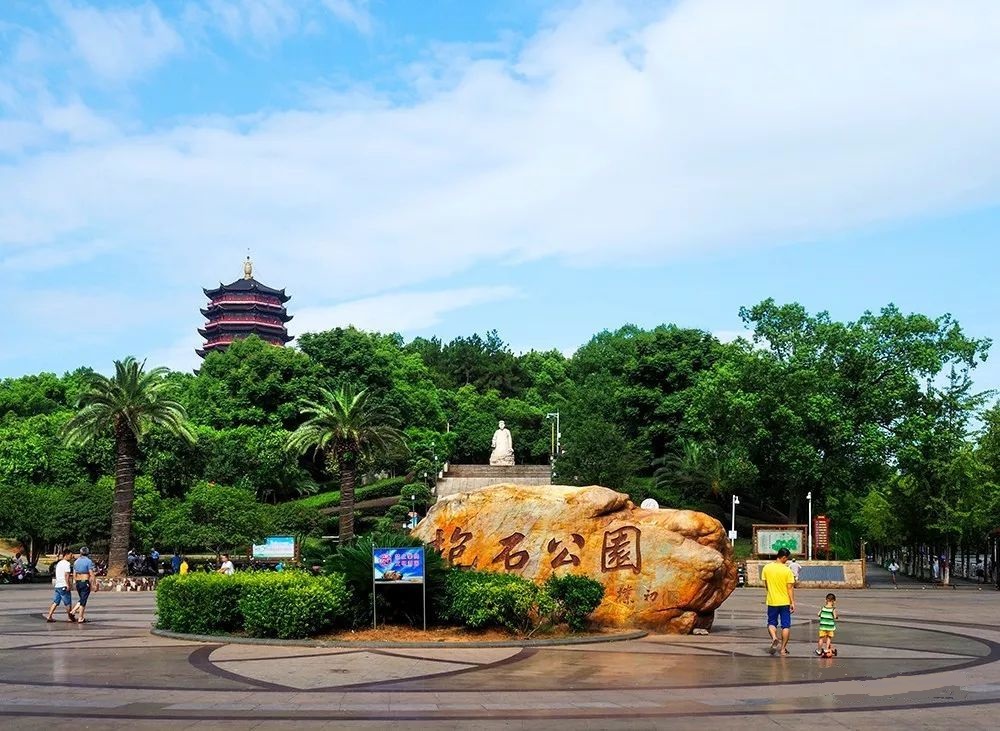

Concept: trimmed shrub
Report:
left=544, top=574, right=605, bottom=631
left=240, top=573, right=351, bottom=639
left=156, top=571, right=352, bottom=638
left=442, top=570, right=556, bottom=634
left=156, top=573, right=244, bottom=634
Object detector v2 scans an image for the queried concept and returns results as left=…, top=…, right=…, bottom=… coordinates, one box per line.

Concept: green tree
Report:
left=287, top=386, right=406, bottom=543
left=153, top=482, right=271, bottom=554
left=61, top=358, right=195, bottom=577
left=186, top=335, right=324, bottom=429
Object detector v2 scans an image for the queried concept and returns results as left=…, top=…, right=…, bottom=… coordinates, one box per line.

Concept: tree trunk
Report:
left=107, top=422, right=138, bottom=578
left=338, top=448, right=356, bottom=544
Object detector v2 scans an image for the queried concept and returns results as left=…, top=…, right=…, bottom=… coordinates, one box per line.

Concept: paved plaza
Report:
left=1, top=582, right=999, bottom=729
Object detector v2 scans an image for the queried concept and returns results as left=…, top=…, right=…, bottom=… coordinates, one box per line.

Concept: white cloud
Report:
left=40, top=99, right=118, bottom=142
left=195, top=0, right=308, bottom=45
left=321, top=0, right=372, bottom=35
left=53, top=1, right=182, bottom=81
left=5, top=0, right=1000, bottom=319
left=292, top=286, right=520, bottom=335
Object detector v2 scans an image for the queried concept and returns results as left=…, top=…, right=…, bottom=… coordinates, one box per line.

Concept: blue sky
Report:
left=1, top=0, right=999, bottom=397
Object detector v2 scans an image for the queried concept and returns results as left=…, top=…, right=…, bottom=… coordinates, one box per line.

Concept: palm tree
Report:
left=287, top=386, right=407, bottom=543
left=62, top=358, right=195, bottom=577
left=653, top=440, right=727, bottom=500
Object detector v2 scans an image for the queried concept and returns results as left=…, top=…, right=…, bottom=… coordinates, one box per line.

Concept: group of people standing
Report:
left=44, top=547, right=97, bottom=623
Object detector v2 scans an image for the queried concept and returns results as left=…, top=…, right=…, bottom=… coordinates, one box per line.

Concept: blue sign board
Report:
left=373, top=547, right=425, bottom=584
left=252, top=535, right=296, bottom=560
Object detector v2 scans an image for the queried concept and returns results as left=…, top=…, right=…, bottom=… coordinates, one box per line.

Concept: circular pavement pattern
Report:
left=1, top=585, right=999, bottom=729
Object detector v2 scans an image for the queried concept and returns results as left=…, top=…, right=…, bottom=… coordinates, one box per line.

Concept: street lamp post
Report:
left=730, top=495, right=740, bottom=542
left=546, top=412, right=561, bottom=463
left=807, top=491, right=813, bottom=561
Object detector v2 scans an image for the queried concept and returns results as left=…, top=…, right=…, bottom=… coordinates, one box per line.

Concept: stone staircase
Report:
left=434, top=463, right=552, bottom=500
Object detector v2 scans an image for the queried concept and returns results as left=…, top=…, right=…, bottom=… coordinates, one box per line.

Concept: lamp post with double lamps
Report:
left=546, top=412, right=561, bottom=473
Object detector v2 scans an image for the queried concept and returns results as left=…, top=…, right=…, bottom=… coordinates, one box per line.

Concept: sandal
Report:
left=780, top=649, right=790, bottom=655
left=768, top=639, right=780, bottom=655
left=45, top=617, right=54, bottom=623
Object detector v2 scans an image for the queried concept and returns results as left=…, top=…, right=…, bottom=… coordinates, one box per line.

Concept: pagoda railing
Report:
left=204, top=316, right=286, bottom=328
left=207, top=294, right=284, bottom=307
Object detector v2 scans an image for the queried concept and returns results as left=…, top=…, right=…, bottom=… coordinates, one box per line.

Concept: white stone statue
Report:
left=489, top=420, right=515, bottom=466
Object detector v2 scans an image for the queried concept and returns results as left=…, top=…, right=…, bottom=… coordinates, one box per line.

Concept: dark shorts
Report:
left=52, top=587, right=72, bottom=606
left=75, top=580, right=91, bottom=606
left=767, top=605, right=792, bottom=628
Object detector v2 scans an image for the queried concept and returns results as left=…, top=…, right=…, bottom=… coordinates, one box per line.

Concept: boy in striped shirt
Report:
left=815, top=593, right=838, bottom=657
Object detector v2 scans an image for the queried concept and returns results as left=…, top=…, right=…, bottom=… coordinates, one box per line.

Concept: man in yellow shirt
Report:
left=761, top=547, right=796, bottom=655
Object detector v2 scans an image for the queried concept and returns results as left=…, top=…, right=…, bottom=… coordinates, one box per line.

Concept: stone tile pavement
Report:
left=1, top=584, right=999, bottom=729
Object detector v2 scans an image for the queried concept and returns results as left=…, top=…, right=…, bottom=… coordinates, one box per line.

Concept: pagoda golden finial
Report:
left=243, top=255, right=253, bottom=280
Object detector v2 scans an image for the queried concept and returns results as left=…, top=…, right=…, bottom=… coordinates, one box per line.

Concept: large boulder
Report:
left=412, top=484, right=736, bottom=633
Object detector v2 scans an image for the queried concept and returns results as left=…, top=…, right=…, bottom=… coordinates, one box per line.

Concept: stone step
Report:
left=443, top=464, right=551, bottom=478
left=435, top=475, right=552, bottom=500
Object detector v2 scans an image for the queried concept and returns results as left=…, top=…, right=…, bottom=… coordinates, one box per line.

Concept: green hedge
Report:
left=442, top=571, right=556, bottom=634
left=240, top=574, right=350, bottom=639
left=544, top=574, right=605, bottom=631
left=155, top=573, right=245, bottom=634
left=157, top=571, right=352, bottom=639
left=291, top=477, right=411, bottom=510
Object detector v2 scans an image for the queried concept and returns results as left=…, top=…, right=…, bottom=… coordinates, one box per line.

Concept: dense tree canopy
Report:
left=1, top=301, right=997, bottom=561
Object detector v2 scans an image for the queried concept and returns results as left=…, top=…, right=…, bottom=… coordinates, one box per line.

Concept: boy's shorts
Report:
left=819, top=630, right=834, bottom=638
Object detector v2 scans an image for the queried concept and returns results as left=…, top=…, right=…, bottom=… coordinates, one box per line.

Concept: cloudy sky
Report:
left=1, top=0, right=998, bottom=392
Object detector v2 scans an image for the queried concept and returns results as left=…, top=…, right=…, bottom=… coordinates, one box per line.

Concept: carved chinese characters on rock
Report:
left=492, top=532, right=530, bottom=570
left=547, top=533, right=585, bottom=568
left=602, top=526, right=642, bottom=574
left=433, top=526, right=473, bottom=566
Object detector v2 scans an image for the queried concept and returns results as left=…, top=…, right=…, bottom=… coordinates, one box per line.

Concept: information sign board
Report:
left=373, top=547, right=425, bottom=584
left=813, top=515, right=830, bottom=550
left=251, top=535, right=296, bottom=560
left=752, top=526, right=806, bottom=557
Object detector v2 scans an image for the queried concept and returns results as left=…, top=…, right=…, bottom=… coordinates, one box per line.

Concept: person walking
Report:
left=45, top=550, right=76, bottom=623
left=888, top=559, right=900, bottom=588
left=179, top=556, right=189, bottom=575
left=788, top=557, right=801, bottom=585
left=149, top=548, right=160, bottom=575
left=762, top=547, right=796, bottom=655
left=70, top=547, right=97, bottom=623
left=171, top=551, right=182, bottom=575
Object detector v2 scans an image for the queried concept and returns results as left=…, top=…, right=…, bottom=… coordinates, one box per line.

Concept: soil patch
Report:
left=314, top=624, right=623, bottom=643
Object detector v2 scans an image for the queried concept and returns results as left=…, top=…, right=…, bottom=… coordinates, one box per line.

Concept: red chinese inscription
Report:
left=433, top=526, right=473, bottom=565
left=546, top=533, right=585, bottom=568
left=492, top=532, right=530, bottom=570
left=601, top=526, right=642, bottom=574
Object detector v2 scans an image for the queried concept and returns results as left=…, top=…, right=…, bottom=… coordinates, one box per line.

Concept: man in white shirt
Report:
left=216, top=554, right=235, bottom=576
left=788, top=557, right=802, bottom=585
left=45, top=550, right=75, bottom=622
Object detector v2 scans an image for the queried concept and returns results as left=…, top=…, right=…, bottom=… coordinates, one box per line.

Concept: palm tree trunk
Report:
left=107, top=422, right=138, bottom=578
left=339, top=450, right=356, bottom=544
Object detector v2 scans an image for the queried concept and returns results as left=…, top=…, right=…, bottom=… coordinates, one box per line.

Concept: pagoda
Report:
left=197, top=256, right=293, bottom=358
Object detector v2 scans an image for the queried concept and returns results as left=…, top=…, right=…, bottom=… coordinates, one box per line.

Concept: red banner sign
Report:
left=813, top=515, right=830, bottom=550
